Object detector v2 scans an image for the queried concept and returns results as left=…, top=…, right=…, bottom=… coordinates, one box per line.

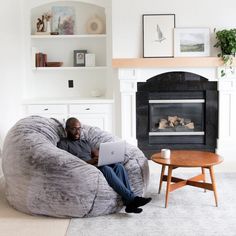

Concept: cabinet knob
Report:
left=85, top=108, right=90, bottom=110
left=44, top=108, right=49, bottom=111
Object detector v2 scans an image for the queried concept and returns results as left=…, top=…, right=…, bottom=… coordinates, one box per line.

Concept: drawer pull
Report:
left=85, top=108, right=90, bottom=110
left=44, top=108, right=49, bottom=111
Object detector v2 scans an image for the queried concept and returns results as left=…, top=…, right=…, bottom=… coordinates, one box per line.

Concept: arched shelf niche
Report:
left=31, top=0, right=108, bottom=35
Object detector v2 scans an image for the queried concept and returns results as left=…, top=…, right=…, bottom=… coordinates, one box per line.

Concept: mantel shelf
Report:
left=112, top=57, right=236, bottom=68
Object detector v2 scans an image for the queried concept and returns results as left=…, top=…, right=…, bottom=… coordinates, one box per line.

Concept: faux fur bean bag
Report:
left=2, top=116, right=149, bottom=218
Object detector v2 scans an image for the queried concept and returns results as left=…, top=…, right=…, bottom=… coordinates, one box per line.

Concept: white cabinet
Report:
left=69, top=104, right=112, bottom=132
left=24, top=99, right=114, bottom=132
left=26, top=104, right=68, bottom=124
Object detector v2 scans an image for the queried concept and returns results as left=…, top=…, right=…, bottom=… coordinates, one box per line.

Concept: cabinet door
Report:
left=26, top=104, right=67, bottom=125
left=69, top=104, right=112, bottom=132
left=73, top=114, right=108, bottom=131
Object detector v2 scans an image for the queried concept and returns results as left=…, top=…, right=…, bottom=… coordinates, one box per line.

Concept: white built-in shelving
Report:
left=26, top=0, right=113, bottom=100
left=24, top=0, right=114, bottom=132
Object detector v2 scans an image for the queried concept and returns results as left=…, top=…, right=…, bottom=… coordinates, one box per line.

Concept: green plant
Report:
left=214, top=28, right=236, bottom=77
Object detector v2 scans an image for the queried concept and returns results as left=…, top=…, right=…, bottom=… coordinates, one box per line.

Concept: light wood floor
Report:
left=0, top=171, right=70, bottom=236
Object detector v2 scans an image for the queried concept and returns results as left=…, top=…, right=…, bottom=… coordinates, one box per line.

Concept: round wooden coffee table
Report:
left=151, top=150, right=223, bottom=208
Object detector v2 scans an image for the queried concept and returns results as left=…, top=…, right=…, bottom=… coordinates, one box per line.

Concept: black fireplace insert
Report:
left=136, top=71, right=218, bottom=157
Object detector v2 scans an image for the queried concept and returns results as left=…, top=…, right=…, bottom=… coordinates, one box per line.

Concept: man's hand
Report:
left=86, top=155, right=98, bottom=166
left=91, top=148, right=99, bottom=158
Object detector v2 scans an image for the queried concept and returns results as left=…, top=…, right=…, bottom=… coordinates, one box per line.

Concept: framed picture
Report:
left=74, top=50, right=87, bottom=66
left=174, top=28, right=210, bottom=57
left=142, top=14, right=175, bottom=58
left=52, top=6, right=75, bottom=35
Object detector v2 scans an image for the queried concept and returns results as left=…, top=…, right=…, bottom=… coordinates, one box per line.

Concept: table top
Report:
left=151, top=150, right=223, bottom=168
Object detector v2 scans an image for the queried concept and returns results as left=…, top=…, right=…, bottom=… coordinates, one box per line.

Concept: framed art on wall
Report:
left=142, top=14, right=175, bottom=58
left=174, top=28, right=210, bottom=57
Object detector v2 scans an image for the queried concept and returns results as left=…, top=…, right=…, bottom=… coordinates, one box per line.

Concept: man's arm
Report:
left=87, top=148, right=99, bottom=165
left=86, top=156, right=98, bottom=165
left=57, top=140, right=68, bottom=151
left=57, top=139, right=98, bottom=165
left=91, top=148, right=99, bottom=158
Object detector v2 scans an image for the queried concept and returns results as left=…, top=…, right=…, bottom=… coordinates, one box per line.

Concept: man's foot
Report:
left=131, top=196, right=152, bottom=208
left=125, top=206, right=143, bottom=214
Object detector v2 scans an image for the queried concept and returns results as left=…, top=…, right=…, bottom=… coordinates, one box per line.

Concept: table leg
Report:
left=201, top=167, right=206, bottom=192
left=165, top=166, right=173, bottom=208
left=158, top=165, right=166, bottom=194
left=209, top=166, right=218, bottom=207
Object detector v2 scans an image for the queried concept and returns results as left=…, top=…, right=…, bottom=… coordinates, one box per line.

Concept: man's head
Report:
left=65, top=117, right=81, bottom=140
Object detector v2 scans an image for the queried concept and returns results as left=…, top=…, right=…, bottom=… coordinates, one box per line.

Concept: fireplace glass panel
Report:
left=149, top=100, right=205, bottom=134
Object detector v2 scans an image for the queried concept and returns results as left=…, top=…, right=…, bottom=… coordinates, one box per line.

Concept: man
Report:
left=57, top=117, right=152, bottom=214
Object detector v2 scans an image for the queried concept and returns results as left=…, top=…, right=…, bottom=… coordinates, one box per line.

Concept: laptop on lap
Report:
left=97, top=141, right=126, bottom=167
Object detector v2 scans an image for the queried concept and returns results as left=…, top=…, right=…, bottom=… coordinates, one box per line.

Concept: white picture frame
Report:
left=143, top=14, right=175, bottom=58
left=174, top=28, right=210, bottom=57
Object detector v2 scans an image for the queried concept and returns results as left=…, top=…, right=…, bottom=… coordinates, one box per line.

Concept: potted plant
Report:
left=214, top=28, right=236, bottom=76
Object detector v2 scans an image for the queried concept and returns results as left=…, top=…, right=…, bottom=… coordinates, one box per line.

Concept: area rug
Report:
left=66, top=164, right=236, bottom=236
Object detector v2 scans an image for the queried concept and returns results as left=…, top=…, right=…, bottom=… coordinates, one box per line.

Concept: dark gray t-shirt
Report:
left=57, top=138, right=92, bottom=162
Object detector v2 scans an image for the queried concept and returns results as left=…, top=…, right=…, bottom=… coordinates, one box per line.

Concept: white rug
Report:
left=66, top=164, right=236, bottom=236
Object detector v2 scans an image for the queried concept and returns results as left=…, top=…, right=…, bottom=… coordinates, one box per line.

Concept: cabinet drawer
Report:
left=69, top=104, right=111, bottom=114
left=27, top=104, right=67, bottom=114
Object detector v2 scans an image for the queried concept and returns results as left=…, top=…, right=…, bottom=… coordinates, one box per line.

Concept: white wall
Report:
left=0, top=0, right=25, bottom=147
left=112, top=0, right=236, bottom=58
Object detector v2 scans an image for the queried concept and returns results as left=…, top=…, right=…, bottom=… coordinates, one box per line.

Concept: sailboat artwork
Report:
left=155, top=24, right=166, bottom=42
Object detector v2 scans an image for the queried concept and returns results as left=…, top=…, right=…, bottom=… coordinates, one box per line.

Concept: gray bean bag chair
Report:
left=2, top=116, right=149, bottom=218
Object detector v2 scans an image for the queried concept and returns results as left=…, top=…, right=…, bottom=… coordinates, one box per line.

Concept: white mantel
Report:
left=117, top=65, right=236, bottom=169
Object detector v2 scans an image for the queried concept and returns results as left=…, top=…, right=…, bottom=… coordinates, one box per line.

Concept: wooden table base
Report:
left=158, top=165, right=218, bottom=208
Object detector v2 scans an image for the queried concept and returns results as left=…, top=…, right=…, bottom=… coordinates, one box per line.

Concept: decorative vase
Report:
left=86, top=15, right=104, bottom=34
left=90, top=89, right=102, bottom=97
left=46, top=21, right=51, bottom=34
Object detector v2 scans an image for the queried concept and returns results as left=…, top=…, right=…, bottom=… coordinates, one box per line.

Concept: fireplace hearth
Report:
left=136, top=71, right=218, bottom=157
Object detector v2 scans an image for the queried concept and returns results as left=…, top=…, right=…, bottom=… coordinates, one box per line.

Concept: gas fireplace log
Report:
left=185, top=122, right=194, bottom=129
left=168, top=116, right=178, bottom=124
left=157, top=116, right=195, bottom=130
left=158, top=119, right=168, bottom=129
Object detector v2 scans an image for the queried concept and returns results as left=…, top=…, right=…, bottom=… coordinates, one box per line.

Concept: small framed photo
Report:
left=174, top=28, right=210, bottom=57
left=73, top=50, right=87, bottom=66
left=143, top=14, right=175, bottom=58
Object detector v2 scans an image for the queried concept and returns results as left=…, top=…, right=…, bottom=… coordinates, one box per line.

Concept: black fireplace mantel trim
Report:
left=137, top=71, right=217, bottom=92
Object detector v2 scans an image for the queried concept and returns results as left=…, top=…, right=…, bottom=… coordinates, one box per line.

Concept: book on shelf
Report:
left=35, top=53, right=47, bottom=67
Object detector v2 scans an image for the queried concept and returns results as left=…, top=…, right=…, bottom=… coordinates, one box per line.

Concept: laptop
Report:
left=97, top=141, right=126, bottom=167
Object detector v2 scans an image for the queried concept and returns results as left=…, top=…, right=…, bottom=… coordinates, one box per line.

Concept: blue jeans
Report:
left=98, top=163, right=135, bottom=205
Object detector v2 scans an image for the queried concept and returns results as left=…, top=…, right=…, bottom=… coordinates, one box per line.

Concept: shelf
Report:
left=32, top=66, right=107, bottom=71
left=112, top=57, right=236, bottom=68
left=31, top=34, right=107, bottom=39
